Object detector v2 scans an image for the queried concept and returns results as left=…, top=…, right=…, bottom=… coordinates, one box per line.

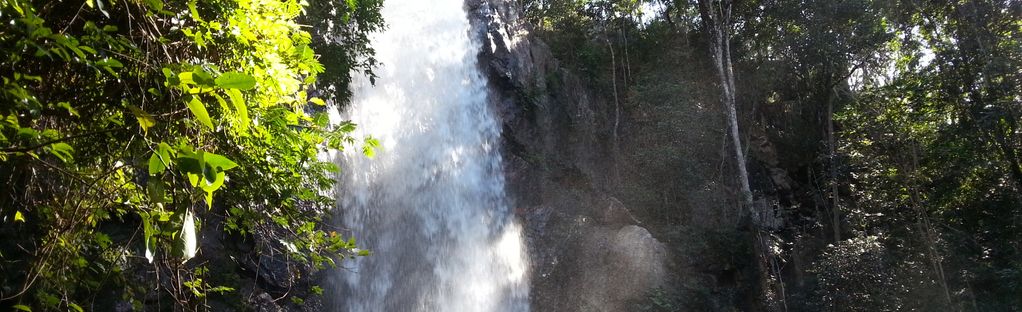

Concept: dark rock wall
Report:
left=464, top=0, right=797, bottom=310
left=469, top=1, right=657, bottom=310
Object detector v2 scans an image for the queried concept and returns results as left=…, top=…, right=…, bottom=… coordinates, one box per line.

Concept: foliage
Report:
left=530, top=0, right=1022, bottom=310
left=837, top=1, right=1022, bottom=309
left=0, top=0, right=381, bottom=309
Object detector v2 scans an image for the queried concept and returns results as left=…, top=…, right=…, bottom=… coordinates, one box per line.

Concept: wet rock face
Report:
left=574, top=225, right=668, bottom=311
left=610, top=225, right=668, bottom=291
left=467, top=1, right=669, bottom=310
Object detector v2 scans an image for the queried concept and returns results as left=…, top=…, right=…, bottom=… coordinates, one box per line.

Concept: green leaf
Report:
left=362, top=137, right=380, bottom=158
left=202, top=159, right=218, bottom=184
left=149, top=152, right=166, bottom=175
left=192, top=68, right=215, bottom=86
left=56, top=102, right=79, bottom=116
left=12, top=304, right=31, bottom=312
left=187, top=0, right=203, bottom=22
left=226, top=88, right=249, bottom=131
left=158, top=142, right=174, bottom=162
left=127, top=105, right=156, bottom=134
left=213, top=93, right=229, bottom=112
left=177, top=150, right=207, bottom=187
left=204, top=153, right=238, bottom=171
left=14, top=211, right=25, bottom=222
left=201, top=171, right=226, bottom=191
left=215, top=72, right=257, bottom=90
left=147, top=178, right=166, bottom=203
left=187, top=172, right=200, bottom=187
left=309, top=97, right=326, bottom=106
left=178, top=72, right=195, bottom=85
left=96, top=58, right=123, bottom=68
left=141, top=212, right=155, bottom=263
left=48, top=142, right=74, bottom=162
left=186, top=97, right=214, bottom=130
left=201, top=171, right=226, bottom=208
left=143, top=0, right=164, bottom=11
left=177, top=154, right=202, bottom=174
left=68, top=303, right=84, bottom=312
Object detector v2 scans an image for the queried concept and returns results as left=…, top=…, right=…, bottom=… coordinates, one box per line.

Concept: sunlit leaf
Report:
left=226, top=88, right=249, bottom=131
left=181, top=210, right=197, bottom=260
left=187, top=0, right=203, bottom=21
left=186, top=97, right=214, bottom=130
left=127, top=105, right=156, bottom=134
left=149, top=152, right=166, bottom=175
left=178, top=72, right=195, bottom=85
left=215, top=72, right=257, bottom=90
left=141, top=213, right=155, bottom=263
left=204, top=152, right=238, bottom=171
left=95, top=58, right=122, bottom=68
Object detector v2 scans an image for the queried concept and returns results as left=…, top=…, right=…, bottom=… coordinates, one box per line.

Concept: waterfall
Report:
left=330, top=0, right=529, bottom=311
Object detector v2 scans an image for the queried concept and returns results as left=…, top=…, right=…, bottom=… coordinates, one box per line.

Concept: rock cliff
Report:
left=468, top=1, right=673, bottom=310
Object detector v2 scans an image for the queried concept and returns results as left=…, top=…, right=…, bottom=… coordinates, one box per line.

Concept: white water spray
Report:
left=331, top=0, right=529, bottom=311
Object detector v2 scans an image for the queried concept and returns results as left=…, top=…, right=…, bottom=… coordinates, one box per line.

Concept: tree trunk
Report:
left=607, top=31, right=622, bottom=187
left=826, top=83, right=841, bottom=242
left=908, top=142, right=955, bottom=309
left=698, top=0, right=755, bottom=219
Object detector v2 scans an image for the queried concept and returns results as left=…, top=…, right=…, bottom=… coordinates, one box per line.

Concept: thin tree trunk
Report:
left=607, top=32, right=622, bottom=186
left=908, top=142, right=954, bottom=309
left=620, top=17, right=632, bottom=85
left=699, top=0, right=754, bottom=219
left=826, top=84, right=841, bottom=242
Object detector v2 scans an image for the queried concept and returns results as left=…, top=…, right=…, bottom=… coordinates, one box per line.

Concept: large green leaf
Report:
left=147, top=178, right=166, bottom=204
left=204, top=152, right=238, bottom=171
left=215, top=72, right=257, bottom=90
left=226, top=88, right=249, bottom=131
left=186, top=97, right=214, bottom=130
left=202, top=158, right=218, bottom=184
left=148, top=152, right=166, bottom=175
left=176, top=151, right=204, bottom=187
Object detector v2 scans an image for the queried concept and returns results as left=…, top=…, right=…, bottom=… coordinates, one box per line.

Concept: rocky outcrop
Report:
left=468, top=1, right=670, bottom=310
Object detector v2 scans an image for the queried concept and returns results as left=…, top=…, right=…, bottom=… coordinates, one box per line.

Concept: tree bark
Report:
left=698, top=0, right=755, bottom=220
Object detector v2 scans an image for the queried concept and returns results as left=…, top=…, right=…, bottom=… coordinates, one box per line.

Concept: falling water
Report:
left=330, top=0, right=529, bottom=311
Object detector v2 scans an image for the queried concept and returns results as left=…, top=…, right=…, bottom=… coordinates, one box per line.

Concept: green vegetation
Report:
left=0, top=0, right=381, bottom=309
left=524, top=0, right=1022, bottom=310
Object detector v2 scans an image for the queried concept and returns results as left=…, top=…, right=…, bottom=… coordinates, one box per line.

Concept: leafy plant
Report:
left=0, top=0, right=383, bottom=309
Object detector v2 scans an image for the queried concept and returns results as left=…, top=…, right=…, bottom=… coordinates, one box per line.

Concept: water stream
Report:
left=330, top=0, right=529, bottom=311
